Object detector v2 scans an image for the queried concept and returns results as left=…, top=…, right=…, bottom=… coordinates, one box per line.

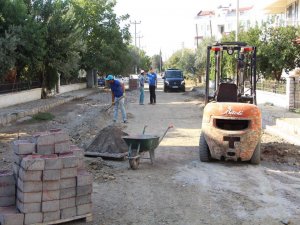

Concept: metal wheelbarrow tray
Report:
left=122, top=125, right=172, bottom=169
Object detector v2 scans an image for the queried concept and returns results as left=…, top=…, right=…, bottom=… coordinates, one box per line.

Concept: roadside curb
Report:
left=0, top=89, right=98, bottom=127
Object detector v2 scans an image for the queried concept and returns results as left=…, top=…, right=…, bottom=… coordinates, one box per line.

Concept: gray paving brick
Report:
left=43, top=169, right=61, bottom=181
left=61, top=168, right=77, bottom=179
left=43, top=181, right=60, bottom=191
left=60, top=197, right=75, bottom=209
left=16, top=199, right=41, bottom=213
left=12, top=140, right=36, bottom=155
left=43, top=155, right=62, bottom=170
left=77, top=170, right=93, bottom=186
left=32, top=132, right=55, bottom=145
left=76, top=195, right=92, bottom=206
left=55, top=141, right=70, bottom=154
left=60, top=187, right=75, bottom=199
left=60, top=207, right=76, bottom=219
left=17, top=190, right=42, bottom=203
left=76, top=185, right=92, bottom=196
left=17, top=178, right=42, bottom=192
left=42, top=200, right=59, bottom=212
left=0, top=184, right=15, bottom=197
left=0, top=206, right=24, bottom=225
left=60, top=178, right=76, bottom=189
left=24, top=212, right=43, bottom=225
left=36, top=144, right=55, bottom=155
left=20, top=155, right=45, bottom=171
left=18, top=167, right=42, bottom=181
left=76, top=203, right=92, bottom=216
left=43, top=210, right=60, bottom=222
left=0, top=171, right=15, bottom=185
left=60, top=153, right=78, bottom=168
left=42, top=190, right=60, bottom=201
left=0, top=196, right=15, bottom=207
left=51, top=130, right=69, bottom=143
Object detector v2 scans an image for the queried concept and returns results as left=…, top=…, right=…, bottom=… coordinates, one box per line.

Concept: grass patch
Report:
left=32, top=112, right=55, bottom=121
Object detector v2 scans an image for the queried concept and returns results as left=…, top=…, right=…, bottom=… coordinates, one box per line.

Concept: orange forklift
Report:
left=199, top=42, right=262, bottom=164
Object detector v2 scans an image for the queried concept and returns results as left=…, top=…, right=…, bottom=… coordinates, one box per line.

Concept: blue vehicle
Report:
left=98, top=77, right=105, bottom=86
left=163, top=69, right=185, bottom=92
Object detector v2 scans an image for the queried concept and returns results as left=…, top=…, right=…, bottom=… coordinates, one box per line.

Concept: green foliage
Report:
left=32, top=112, right=55, bottom=121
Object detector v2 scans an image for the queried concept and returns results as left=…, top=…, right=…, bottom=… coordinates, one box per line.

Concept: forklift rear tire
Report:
left=250, top=141, right=261, bottom=165
left=199, top=133, right=211, bottom=162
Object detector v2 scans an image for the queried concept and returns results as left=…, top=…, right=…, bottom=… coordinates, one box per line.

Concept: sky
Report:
left=114, top=0, right=275, bottom=59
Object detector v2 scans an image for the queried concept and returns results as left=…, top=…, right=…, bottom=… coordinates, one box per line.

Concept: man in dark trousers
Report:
left=147, top=68, right=157, bottom=104
left=105, top=75, right=127, bottom=123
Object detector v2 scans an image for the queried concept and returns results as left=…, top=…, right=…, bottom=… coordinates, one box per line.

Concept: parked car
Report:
left=98, top=77, right=105, bottom=86
left=163, top=69, right=185, bottom=92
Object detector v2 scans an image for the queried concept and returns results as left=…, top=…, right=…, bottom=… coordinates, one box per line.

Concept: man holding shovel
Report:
left=105, top=75, right=127, bottom=123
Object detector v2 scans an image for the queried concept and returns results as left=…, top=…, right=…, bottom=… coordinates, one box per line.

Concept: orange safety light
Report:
left=211, top=47, right=222, bottom=52
left=242, top=47, right=253, bottom=52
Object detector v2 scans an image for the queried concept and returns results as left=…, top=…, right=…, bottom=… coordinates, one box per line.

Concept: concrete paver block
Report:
left=43, top=169, right=61, bottom=181
left=12, top=140, right=36, bottom=155
left=61, top=168, right=77, bottom=179
left=42, top=181, right=60, bottom=191
left=0, top=196, right=15, bottom=207
left=37, top=144, right=55, bottom=155
left=24, top=212, right=43, bottom=225
left=76, top=195, right=92, bottom=206
left=17, top=199, right=41, bottom=213
left=20, top=155, right=45, bottom=171
left=76, top=203, right=92, bottom=216
left=12, top=154, right=26, bottom=165
left=18, top=167, right=42, bottom=181
left=0, top=206, right=24, bottom=225
left=43, top=155, right=62, bottom=170
left=60, top=153, right=78, bottom=168
left=17, top=190, right=42, bottom=203
left=50, top=130, right=69, bottom=143
left=42, top=190, right=60, bottom=201
left=60, top=197, right=75, bottom=209
left=76, top=185, right=92, bottom=197
left=43, top=210, right=60, bottom=222
left=32, top=132, right=55, bottom=146
left=0, top=171, right=15, bottom=197
left=60, top=207, right=76, bottom=219
left=77, top=170, right=93, bottom=187
left=42, top=200, right=59, bottom=212
left=55, top=141, right=70, bottom=154
left=70, top=145, right=84, bottom=158
left=60, top=178, right=76, bottom=189
left=0, top=184, right=15, bottom=197
left=60, top=187, right=75, bottom=199
left=17, top=178, right=42, bottom=193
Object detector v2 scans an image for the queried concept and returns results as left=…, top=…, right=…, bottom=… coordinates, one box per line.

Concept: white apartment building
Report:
left=265, top=0, right=300, bottom=26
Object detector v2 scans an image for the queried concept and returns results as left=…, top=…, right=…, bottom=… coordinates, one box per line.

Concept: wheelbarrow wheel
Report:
left=129, top=158, right=140, bottom=170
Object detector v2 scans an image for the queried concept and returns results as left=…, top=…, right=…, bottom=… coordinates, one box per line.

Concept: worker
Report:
left=147, top=67, right=157, bottom=104
left=105, top=75, right=127, bottom=123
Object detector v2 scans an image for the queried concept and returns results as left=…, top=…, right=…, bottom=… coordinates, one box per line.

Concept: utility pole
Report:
left=236, top=0, right=239, bottom=41
left=137, top=35, right=143, bottom=50
left=195, top=24, right=199, bottom=48
left=130, top=20, right=141, bottom=74
left=130, top=20, right=141, bottom=47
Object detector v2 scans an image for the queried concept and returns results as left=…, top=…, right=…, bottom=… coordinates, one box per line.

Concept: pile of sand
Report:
left=86, top=125, right=129, bottom=158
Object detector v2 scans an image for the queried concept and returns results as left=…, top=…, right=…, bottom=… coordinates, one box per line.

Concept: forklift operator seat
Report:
left=216, top=83, right=238, bottom=102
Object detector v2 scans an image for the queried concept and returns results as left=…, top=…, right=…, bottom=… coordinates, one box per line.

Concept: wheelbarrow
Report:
left=122, top=125, right=173, bottom=169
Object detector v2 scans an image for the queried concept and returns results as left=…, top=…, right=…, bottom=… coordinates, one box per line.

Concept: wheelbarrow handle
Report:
left=159, top=125, right=173, bottom=144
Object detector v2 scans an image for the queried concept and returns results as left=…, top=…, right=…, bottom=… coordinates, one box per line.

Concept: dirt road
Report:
left=0, top=82, right=300, bottom=225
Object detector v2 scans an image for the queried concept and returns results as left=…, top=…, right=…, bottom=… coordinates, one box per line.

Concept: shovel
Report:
left=104, top=96, right=125, bottom=112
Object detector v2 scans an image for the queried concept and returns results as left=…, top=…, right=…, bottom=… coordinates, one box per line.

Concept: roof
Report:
left=197, top=10, right=215, bottom=17
left=196, top=6, right=253, bottom=17
left=264, top=0, right=295, bottom=14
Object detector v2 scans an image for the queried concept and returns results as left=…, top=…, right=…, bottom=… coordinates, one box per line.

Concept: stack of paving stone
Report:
left=0, top=129, right=92, bottom=225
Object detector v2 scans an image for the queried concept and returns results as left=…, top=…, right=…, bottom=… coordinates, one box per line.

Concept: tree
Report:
left=72, top=0, right=131, bottom=75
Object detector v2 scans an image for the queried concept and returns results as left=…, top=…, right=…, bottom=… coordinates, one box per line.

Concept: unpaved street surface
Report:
left=0, top=83, right=300, bottom=225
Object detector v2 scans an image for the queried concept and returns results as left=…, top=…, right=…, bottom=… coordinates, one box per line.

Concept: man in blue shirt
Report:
left=147, top=68, right=157, bottom=104
left=139, top=70, right=146, bottom=105
left=105, top=75, right=127, bottom=123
